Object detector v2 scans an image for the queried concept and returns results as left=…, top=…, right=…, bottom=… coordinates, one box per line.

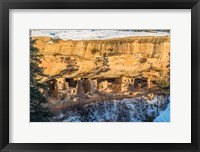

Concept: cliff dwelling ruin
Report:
left=44, top=75, right=158, bottom=105
left=30, top=29, right=171, bottom=123
left=32, top=33, right=170, bottom=109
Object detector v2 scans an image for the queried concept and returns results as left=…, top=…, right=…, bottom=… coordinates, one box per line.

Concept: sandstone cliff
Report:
left=33, top=35, right=170, bottom=81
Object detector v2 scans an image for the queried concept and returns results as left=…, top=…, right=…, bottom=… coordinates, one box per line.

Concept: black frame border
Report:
left=0, top=0, right=200, bottom=151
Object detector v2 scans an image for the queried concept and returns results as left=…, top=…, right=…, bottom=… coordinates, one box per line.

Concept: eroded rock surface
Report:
left=33, top=35, right=170, bottom=81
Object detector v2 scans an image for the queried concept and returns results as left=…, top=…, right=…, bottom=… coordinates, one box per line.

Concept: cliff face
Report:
left=33, top=35, right=170, bottom=81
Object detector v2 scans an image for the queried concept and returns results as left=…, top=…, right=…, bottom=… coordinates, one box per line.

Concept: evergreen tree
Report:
left=30, top=37, right=52, bottom=122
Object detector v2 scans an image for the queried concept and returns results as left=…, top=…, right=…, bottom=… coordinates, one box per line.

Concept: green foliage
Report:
left=30, top=38, right=53, bottom=122
left=156, top=79, right=170, bottom=95
left=156, top=79, right=170, bottom=89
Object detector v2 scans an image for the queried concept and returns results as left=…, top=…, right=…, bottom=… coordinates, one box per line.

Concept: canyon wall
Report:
left=34, top=36, right=169, bottom=61
left=33, top=36, right=170, bottom=81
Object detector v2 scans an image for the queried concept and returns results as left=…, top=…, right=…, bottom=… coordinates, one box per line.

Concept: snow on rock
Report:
left=57, top=113, right=64, bottom=119
left=52, top=95, right=169, bottom=122
left=31, top=30, right=170, bottom=40
left=153, top=96, right=170, bottom=122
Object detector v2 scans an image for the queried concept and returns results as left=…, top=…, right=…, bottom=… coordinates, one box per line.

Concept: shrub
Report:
left=52, top=38, right=61, bottom=43
left=91, top=48, right=99, bottom=54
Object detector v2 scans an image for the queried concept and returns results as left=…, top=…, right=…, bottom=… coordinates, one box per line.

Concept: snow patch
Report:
left=52, top=96, right=169, bottom=122
left=154, top=97, right=170, bottom=122
left=31, top=30, right=170, bottom=40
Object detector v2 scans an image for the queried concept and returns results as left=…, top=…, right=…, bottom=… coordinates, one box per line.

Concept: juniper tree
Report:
left=30, top=37, right=52, bottom=122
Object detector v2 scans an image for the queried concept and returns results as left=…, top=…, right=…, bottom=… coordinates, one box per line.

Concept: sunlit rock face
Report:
left=33, top=35, right=170, bottom=81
